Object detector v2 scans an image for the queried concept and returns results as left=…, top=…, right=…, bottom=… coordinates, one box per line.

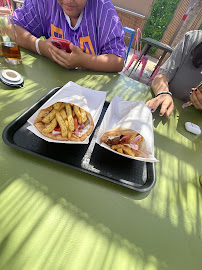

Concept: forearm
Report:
left=15, top=25, right=51, bottom=58
left=80, top=53, right=124, bottom=72
left=0, top=7, right=12, bottom=14
left=151, top=73, right=170, bottom=96
left=15, top=25, right=38, bottom=53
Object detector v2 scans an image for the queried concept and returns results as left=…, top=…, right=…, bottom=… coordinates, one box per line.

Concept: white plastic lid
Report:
left=2, top=69, right=22, bottom=82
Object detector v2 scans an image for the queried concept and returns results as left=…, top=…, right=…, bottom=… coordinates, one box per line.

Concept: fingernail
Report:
left=151, top=109, right=154, bottom=112
left=190, top=91, right=192, bottom=94
left=195, top=89, right=197, bottom=91
left=159, top=113, right=163, bottom=116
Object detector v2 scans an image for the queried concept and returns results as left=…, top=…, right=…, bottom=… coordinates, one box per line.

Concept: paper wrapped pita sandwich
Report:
left=101, top=127, right=147, bottom=157
left=34, top=101, right=94, bottom=141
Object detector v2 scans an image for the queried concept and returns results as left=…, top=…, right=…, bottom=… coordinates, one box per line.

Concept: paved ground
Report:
left=120, top=47, right=159, bottom=86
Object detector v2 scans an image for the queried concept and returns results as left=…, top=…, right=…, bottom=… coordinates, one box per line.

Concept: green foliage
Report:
left=143, top=0, right=181, bottom=54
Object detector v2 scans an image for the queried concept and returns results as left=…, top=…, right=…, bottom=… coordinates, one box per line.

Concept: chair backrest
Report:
left=0, top=0, right=12, bottom=14
left=133, top=28, right=143, bottom=56
left=123, top=26, right=135, bottom=63
left=0, top=0, right=11, bottom=9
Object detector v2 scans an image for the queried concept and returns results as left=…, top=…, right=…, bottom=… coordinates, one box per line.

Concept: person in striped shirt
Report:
left=13, top=0, right=125, bottom=72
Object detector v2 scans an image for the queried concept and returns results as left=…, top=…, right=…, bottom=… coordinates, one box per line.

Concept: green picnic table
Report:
left=0, top=48, right=202, bottom=270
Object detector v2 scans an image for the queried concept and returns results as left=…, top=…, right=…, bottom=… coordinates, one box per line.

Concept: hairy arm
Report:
left=15, top=25, right=52, bottom=59
left=15, top=25, right=38, bottom=53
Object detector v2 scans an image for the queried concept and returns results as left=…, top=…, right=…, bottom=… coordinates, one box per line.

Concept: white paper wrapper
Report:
left=96, top=95, right=159, bottom=162
left=27, top=81, right=107, bottom=144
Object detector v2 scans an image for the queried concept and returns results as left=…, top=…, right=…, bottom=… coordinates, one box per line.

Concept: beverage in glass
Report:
left=0, top=14, right=22, bottom=64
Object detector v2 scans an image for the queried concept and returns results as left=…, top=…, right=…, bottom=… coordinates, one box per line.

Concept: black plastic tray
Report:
left=2, top=87, right=156, bottom=192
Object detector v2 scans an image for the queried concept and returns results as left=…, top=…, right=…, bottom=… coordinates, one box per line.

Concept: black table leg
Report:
left=150, top=51, right=167, bottom=78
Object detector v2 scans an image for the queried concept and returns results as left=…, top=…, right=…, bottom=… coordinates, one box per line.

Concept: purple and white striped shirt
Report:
left=13, top=0, right=125, bottom=57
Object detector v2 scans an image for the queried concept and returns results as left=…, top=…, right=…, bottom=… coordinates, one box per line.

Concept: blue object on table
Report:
left=123, top=27, right=136, bottom=64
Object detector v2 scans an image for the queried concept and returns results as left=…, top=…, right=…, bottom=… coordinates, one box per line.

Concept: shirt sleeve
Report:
left=158, top=30, right=201, bottom=81
left=13, top=0, right=46, bottom=38
left=97, top=2, right=125, bottom=58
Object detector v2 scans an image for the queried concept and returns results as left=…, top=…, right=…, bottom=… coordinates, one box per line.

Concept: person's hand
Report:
left=48, top=42, right=85, bottom=69
left=38, top=38, right=54, bottom=60
left=190, top=88, right=202, bottom=110
left=146, top=94, right=174, bottom=117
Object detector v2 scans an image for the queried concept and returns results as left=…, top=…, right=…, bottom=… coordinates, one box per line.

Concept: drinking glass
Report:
left=0, top=14, right=22, bottom=64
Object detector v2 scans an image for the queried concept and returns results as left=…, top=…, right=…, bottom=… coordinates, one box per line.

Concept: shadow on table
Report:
left=1, top=145, right=152, bottom=201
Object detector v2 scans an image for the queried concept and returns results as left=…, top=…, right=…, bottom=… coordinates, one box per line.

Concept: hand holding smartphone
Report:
left=50, top=37, right=72, bottom=53
left=182, top=81, right=202, bottom=108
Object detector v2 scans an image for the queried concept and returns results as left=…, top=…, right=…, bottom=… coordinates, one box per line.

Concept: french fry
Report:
left=65, top=104, right=74, bottom=132
left=35, top=109, right=51, bottom=123
left=112, top=144, right=135, bottom=157
left=42, top=109, right=57, bottom=124
left=67, top=131, right=72, bottom=139
left=43, top=118, right=57, bottom=133
left=112, top=144, right=122, bottom=150
left=64, top=119, right=71, bottom=139
left=56, top=112, right=68, bottom=137
left=80, top=108, right=87, bottom=123
left=127, top=134, right=137, bottom=143
left=73, top=105, right=82, bottom=124
left=59, top=103, right=65, bottom=111
left=117, top=148, right=123, bottom=153
left=64, top=119, right=69, bottom=130
left=122, top=145, right=135, bottom=156
left=60, top=109, right=67, bottom=120
left=53, top=102, right=62, bottom=110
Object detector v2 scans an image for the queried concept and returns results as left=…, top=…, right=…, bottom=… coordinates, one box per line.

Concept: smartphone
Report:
left=196, top=81, right=202, bottom=91
left=50, top=37, right=71, bottom=53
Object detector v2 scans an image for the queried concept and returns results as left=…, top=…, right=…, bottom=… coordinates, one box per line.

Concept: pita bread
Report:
left=101, top=128, right=138, bottom=143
